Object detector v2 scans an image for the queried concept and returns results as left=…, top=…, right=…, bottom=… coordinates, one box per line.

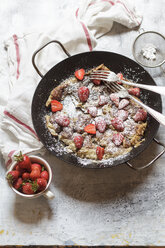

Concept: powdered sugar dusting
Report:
left=76, top=152, right=129, bottom=168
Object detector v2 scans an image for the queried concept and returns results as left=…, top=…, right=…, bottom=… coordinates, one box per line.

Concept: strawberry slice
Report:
left=75, top=69, right=85, bottom=80
left=51, top=100, right=63, bottom=112
left=111, top=117, right=124, bottom=132
left=92, top=79, right=101, bottom=85
left=74, top=135, right=84, bottom=149
left=128, top=87, right=140, bottom=97
left=133, top=108, right=147, bottom=122
left=112, top=133, right=124, bottom=146
left=96, top=146, right=104, bottom=160
left=84, top=124, right=96, bottom=134
left=78, top=86, right=90, bottom=102
left=118, top=99, right=129, bottom=110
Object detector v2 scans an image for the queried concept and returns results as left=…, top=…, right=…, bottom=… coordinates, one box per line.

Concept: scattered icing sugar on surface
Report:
left=141, top=43, right=157, bottom=60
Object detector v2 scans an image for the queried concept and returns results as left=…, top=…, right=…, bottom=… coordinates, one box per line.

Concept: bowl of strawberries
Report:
left=6, top=152, right=54, bottom=199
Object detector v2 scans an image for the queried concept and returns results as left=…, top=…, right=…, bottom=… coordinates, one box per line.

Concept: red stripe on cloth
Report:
left=4, top=110, right=39, bottom=140
left=6, top=150, right=16, bottom=168
left=116, top=0, right=140, bottom=26
left=102, top=0, right=115, bottom=5
left=13, top=34, right=20, bottom=79
left=75, top=8, right=93, bottom=51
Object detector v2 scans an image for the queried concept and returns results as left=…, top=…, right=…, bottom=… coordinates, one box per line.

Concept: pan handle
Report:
left=125, top=138, right=165, bottom=171
left=32, top=40, right=71, bottom=78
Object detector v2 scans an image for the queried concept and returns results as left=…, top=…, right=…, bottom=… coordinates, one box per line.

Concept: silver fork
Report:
left=107, top=82, right=165, bottom=126
left=90, top=70, right=165, bottom=96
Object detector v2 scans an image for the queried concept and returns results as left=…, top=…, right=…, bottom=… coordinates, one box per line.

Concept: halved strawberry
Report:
left=98, top=95, right=109, bottom=106
left=75, top=69, right=85, bottom=80
left=78, top=86, right=90, bottom=102
left=51, top=100, right=63, bottom=112
left=84, top=124, right=96, bottom=134
left=112, top=133, right=124, bottom=146
left=133, top=108, right=147, bottom=122
left=128, top=87, right=140, bottom=97
left=96, top=146, right=104, bottom=160
left=88, top=106, right=98, bottom=117
left=117, top=73, right=123, bottom=85
left=110, top=93, right=119, bottom=107
left=55, top=114, right=70, bottom=127
left=95, top=117, right=106, bottom=133
left=74, top=135, right=84, bottom=149
left=117, top=73, right=123, bottom=80
left=118, top=99, right=129, bottom=110
left=111, top=117, right=124, bottom=132
left=116, top=110, right=128, bottom=121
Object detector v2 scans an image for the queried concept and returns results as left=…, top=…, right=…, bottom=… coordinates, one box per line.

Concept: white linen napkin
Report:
left=0, top=0, right=142, bottom=168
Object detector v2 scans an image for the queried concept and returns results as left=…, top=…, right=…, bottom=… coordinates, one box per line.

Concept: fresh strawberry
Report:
left=110, top=93, right=119, bottom=107
left=111, top=117, right=124, bottom=132
left=22, top=182, right=35, bottom=195
left=95, top=117, right=106, bottom=133
left=118, top=99, right=129, bottom=110
left=92, top=79, right=101, bottom=85
left=15, top=165, right=26, bottom=175
left=96, top=146, right=104, bottom=160
left=116, top=110, right=128, bottom=121
left=14, top=151, right=31, bottom=171
left=88, top=106, right=98, bottom=117
left=112, top=133, right=124, bottom=146
left=84, top=124, right=96, bottom=134
left=133, top=108, right=147, bottom=122
left=78, top=86, right=90, bottom=102
left=75, top=69, right=85, bottom=80
left=51, top=100, right=63, bottom=112
left=98, top=95, right=109, bottom=106
left=74, top=135, right=84, bottom=149
left=31, top=163, right=42, bottom=172
left=41, top=171, right=49, bottom=181
left=22, top=172, right=30, bottom=180
left=117, top=73, right=123, bottom=81
left=30, top=168, right=41, bottom=181
left=13, top=177, right=23, bottom=190
left=128, top=87, right=140, bottom=97
left=6, top=170, right=20, bottom=183
left=55, top=114, right=70, bottom=127
left=37, top=178, right=47, bottom=192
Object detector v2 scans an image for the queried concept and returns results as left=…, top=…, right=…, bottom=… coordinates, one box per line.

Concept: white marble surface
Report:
left=0, top=0, right=165, bottom=246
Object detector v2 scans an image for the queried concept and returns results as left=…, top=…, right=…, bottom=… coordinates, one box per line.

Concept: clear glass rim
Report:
left=132, top=30, right=165, bottom=68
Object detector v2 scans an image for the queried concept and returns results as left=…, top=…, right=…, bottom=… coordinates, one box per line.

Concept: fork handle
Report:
left=129, top=95, right=165, bottom=126
left=122, top=80, right=165, bottom=96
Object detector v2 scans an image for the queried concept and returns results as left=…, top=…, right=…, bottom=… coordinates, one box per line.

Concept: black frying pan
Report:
left=31, top=40, right=162, bottom=169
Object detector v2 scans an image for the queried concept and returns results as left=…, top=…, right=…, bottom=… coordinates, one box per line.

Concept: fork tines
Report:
left=90, top=70, right=110, bottom=81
